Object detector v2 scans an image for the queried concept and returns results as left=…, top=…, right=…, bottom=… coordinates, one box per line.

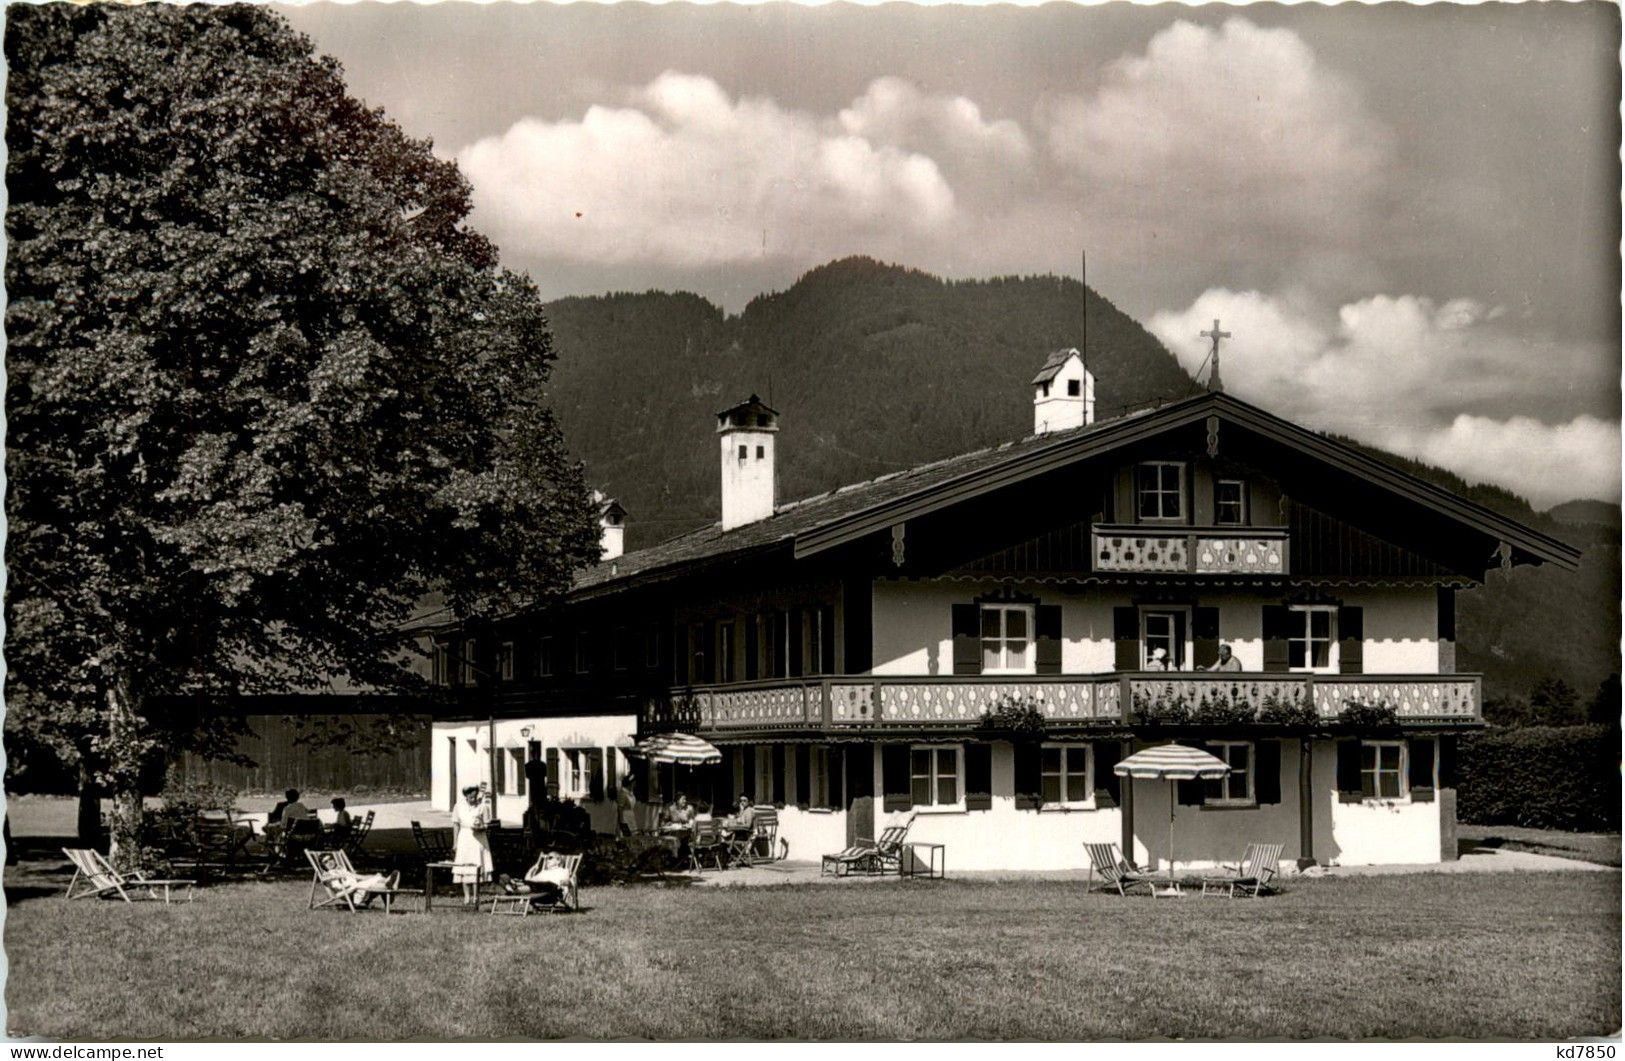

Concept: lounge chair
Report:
left=1200, top=842, right=1284, bottom=898
left=306, top=849, right=408, bottom=912
left=820, top=815, right=915, bottom=877
left=1083, top=842, right=1154, bottom=896
left=62, top=848, right=195, bottom=904
left=489, top=852, right=583, bottom=916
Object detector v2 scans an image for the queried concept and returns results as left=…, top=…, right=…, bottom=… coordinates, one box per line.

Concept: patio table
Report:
left=424, top=860, right=484, bottom=913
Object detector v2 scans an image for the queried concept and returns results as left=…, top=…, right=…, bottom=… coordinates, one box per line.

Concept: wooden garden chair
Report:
left=306, top=849, right=408, bottom=913
left=1200, top=842, right=1284, bottom=898
left=689, top=820, right=727, bottom=870
left=1083, top=842, right=1154, bottom=897
left=489, top=852, right=583, bottom=916
left=412, top=820, right=453, bottom=863
left=748, top=808, right=787, bottom=864
left=335, top=810, right=375, bottom=862
left=62, top=848, right=195, bottom=904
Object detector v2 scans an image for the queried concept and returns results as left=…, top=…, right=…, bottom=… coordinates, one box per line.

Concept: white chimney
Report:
left=593, top=491, right=626, bottom=561
left=1031, top=348, right=1095, bottom=434
left=717, top=394, right=778, bottom=530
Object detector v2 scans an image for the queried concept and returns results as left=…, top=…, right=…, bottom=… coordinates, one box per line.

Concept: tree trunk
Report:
left=75, top=762, right=102, bottom=849
left=104, top=680, right=151, bottom=872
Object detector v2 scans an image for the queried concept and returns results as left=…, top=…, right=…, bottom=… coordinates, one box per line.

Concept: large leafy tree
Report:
left=5, top=4, right=600, bottom=859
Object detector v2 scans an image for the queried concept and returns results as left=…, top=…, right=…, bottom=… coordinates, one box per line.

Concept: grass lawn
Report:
left=1457, top=824, right=1622, bottom=868
left=5, top=857, right=1619, bottom=1041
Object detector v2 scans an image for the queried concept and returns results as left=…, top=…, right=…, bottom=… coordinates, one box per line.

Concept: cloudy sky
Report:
left=279, top=1, right=1620, bottom=508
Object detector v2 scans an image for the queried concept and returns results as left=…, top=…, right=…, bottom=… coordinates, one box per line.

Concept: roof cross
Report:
left=1200, top=318, right=1231, bottom=393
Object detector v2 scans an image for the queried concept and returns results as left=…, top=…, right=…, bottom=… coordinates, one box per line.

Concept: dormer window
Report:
left=1136, top=462, right=1185, bottom=522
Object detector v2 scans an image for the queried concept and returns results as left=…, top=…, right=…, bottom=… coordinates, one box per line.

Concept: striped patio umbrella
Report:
left=631, top=732, right=723, bottom=765
left=1114, top=743, right=1231, bottom=877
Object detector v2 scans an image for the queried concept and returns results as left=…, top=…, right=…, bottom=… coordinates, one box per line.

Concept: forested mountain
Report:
left=543, top=257, right=1618, bottom=706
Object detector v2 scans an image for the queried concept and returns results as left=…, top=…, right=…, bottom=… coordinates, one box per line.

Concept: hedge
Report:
left=1456, top=725, right=1620, bottom=832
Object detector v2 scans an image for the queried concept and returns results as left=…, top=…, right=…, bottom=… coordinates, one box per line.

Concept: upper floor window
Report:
left=1141, top=608, right=1188, bottom=670
left=1288, top=605, right=1337, bottom=673
left=1040, top=743, right=1093, bottom=806
left=431, top=643, right=449, bottom=686
left=1216, top=479, right=1247, bottom=526
left=461, top=639, right=476, bottom=686
left=574, top=632, right=592, bottom=675
left=716, top=621, right=737, bottom=684
left=497, top=641, right=515, bottom=682
left=1204, top=741, right=1254, bottom=806
left=1136, top=462, right=1185, bottom=521
left=981, top=603, right=1034, bottom=674
left=537, top=636, right=553, bottom=678
left=1067, top=379, right=1081, bottom=397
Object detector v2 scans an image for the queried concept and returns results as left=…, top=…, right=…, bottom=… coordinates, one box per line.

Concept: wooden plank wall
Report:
left=172, top=714, right=431, bottom=794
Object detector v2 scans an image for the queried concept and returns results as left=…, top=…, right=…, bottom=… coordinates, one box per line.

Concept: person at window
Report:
left=1206, top=644, right=1243, bottom=672
left=1144, top=646, right=1170, bottom=672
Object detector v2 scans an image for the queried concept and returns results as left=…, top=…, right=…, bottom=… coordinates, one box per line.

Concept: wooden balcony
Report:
left=1092, top=524, right=1289, bottom=575
left=642, top=672, right=1482, bottom=734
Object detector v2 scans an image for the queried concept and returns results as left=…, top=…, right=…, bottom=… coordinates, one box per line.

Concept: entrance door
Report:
left=447, top=736, right=458, bottom=809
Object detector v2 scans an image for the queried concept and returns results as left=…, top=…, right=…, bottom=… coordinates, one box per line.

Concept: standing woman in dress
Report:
left=451, top=784, right=492, bottom=906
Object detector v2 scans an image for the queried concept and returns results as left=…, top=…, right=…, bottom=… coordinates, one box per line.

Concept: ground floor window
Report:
left=561, top=749, right=593, bottom=799
left=1040, top=743, right=1092, bottom=805
left=910, top=745, right=961, bottom=808
left=1362, top=741, right=1405, bottom=799
left=1204, top=741, right=1254, bottom=805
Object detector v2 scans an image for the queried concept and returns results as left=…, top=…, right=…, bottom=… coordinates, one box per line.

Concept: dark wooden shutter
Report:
left=545, top=747, right=560, bottom=799
left=587, top=749, right=605, bottom=801
left=603, top=748, right=618, bottom=800
left=1437, top=587, right=1457, bottom=672
left=1408, top=737, right=1436, bottom=802
left=1255, top=740, right=1281, bottom=805
left=1193, top=607, right=1221, bottom=670
left=1335, top=740, right=1363, bottom=802
left=770, top=745, right=786, bottom=806
left=1013, top=742, right=1042, bottom=809
left=701, top=622, right=717, bottom=684
left=881, top=745, right=912, bottom=812
left=1094, top=741, right=1122, bottom=807
left=965, top=744, right=993, bottom=811
left=1035, top=605, right=1063, bottom=675
left=1113, top=607, right=1139, bottom=671
left=745, top=619, right=759, bottom=681
left=846, top=744, right=873, bottom=799
left=740, top=744, right=756, bottom=801
left=1262, top=605, right=1291, bottom=673
left=794, top=745, right=811, bottom=809
left=1176, top=775, right=1206, bottom=805
left=1437, top=735, right=1458, bottom=789
left=1338, top=606, right=1364, bottom=674
left=951, top=604, right=981, bottom=675
left=829, top=747, right=846, bottom=809
left=789, top=608, right=804, bottom=677
left=711, top=759, right=729, bottom=812
left=820, top=605, right=837, bottom=674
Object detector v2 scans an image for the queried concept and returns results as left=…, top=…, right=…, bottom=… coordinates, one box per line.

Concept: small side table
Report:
left=424, top=861, right=482, bottom=912
left=901, top=842, right=946, bottom=879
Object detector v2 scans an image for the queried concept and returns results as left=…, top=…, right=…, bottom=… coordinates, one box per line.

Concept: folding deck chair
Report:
left=820, top=815, right=915, bottom=876
left=1200, top=842, right=1284, bottom=898
left=1083, top=842, right=1155, bottom=896
left=489, top=852, right=582, bottom=916
left=62, top=848, right=195, bottom=904
left=306, top=849, right=409, bottom=912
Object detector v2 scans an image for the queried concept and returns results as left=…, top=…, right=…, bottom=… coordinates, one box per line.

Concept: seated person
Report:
left=726, top=795, right=754, bottom=829
left=665, top=793, right=696, bottom=830
left=280, top=790, right=314, bottom=827
left=329, top=797, right=353, bottom=841
left=1206, top=644, right=1243, bottom=672
left=311, top=851, right=400, bottom=907
left=264, top=788, right=299, bottom=835
left=497, top=851, right=574, bottom=903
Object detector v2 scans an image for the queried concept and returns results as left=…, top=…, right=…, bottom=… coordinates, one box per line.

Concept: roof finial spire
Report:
left=1200, top=318, right=1231, bottom=392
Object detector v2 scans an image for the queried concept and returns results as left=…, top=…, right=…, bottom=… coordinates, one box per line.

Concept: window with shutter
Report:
left=1039, top=743, right=1094, bottom=807
left=1202, top=741, right=1254, bottom=805
left=1287, top=605, right=1337, bottom=673
left=908, top=745, right=962, bottom=808
left=1360, top=741, right=1405, bottom=800
left=980, top=603, right=1035, bottom=674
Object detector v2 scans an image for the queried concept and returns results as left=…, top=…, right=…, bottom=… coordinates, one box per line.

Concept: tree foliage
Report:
left=5, top=4, right=599, bottom=857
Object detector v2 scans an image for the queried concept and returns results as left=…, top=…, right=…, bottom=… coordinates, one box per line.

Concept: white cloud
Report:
left=457, top=72, right=959, bottom=268
left=1149, top=288, right=1621, bottom=507
left=838, top=77, right=1034, bottom=187
left=1046, top=18, right=1390, bottom=254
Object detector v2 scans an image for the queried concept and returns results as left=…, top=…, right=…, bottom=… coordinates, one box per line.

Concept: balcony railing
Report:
left=1092, top=524, right=1289, bottom=575
left=642, top=672, right=1481, bottom=733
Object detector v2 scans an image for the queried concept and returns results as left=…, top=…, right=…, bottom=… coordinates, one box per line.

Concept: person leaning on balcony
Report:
left=1207, top=644, right=1244, bottom=672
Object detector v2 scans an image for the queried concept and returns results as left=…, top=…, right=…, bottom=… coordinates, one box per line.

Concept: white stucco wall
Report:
left=429, top=713, right=636, bottom=834
left=1344, top=588, right=1441, bottom=674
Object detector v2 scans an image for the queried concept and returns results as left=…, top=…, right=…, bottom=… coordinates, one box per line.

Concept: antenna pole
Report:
left=1080, top=249, right=1088, bottom=375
